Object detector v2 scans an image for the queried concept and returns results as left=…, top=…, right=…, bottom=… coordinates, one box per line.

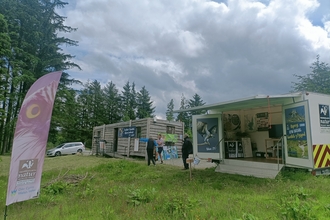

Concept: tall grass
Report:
left=1, top=155, right=330, bottom=220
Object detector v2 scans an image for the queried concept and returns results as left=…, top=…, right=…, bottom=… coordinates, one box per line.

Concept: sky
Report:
left=58, top=0, right=330, bottom=119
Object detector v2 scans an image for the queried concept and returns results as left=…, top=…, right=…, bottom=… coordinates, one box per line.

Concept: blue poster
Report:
left=285, top=106, right=308, bottom=159
left=157, top=146, right=178, bottom=160
left=118, top=126, right=136, bottom=138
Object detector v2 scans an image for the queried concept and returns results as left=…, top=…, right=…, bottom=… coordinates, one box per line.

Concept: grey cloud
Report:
left=59, top=0, right=330, bottom=118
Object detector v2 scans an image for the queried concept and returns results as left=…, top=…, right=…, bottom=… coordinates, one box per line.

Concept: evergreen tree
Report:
left=188, top=93, right=206, bottom=115
left=292, top=55, right=330, bottom=94
left=176, top=94, right=190, bottom=131
left=76, top=86, right=93, bottom=145
left=130, top=82, right=137, bottom=120
left=50, top=72, right=82, bottom=144
left=121, top=81, right=136, bottom=121
left=166, top=99, right=175, bottom=121
left=0, top=0, right=79, bottom=153
left=0, top=13, right=11, bottom=154
left=88, top=80, right=105, bottom=127
left=103, top=81, right=121, bottom=124
left=136, top=86, right=155, bottom=119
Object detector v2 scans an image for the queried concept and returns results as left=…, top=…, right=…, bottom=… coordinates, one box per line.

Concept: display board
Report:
left=242, top=138, right=253, bottom=157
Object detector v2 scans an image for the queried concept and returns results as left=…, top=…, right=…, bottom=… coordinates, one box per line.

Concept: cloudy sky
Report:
left=58, top=0, right=330, bottom=119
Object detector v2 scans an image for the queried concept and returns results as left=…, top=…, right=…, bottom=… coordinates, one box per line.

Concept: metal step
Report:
left=215, top=160, right=284, bottom=178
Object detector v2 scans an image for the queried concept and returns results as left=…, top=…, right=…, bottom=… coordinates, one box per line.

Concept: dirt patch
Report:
left=43, top=170, right=95, bottom=187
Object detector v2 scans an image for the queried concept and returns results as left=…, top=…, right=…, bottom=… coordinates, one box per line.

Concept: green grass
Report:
left=1, top=155, right=330, bottom=220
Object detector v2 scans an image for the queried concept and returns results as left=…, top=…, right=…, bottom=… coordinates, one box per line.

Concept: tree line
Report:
left=0, top=1, right=329, bottom=154
left=0, top=0, right=205, bottom=153
left=0, top=0, right=80, bottom=154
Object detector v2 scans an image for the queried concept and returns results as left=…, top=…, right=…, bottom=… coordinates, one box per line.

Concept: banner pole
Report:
left=4, top=205, right=7, bottom=220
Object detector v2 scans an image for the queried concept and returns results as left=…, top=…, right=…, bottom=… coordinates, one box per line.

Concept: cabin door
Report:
left=114, top=128, right=118, bottom=152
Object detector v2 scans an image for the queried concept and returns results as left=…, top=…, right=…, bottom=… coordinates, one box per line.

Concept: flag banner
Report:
left=6, top=71, right=62, bottom=206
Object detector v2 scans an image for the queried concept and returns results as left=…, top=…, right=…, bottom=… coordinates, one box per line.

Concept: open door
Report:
left=114, top=128, right=118, bottom=152
left=192, top=114, right=223, bottom=160
left=283, top=101, right=313, bottom=168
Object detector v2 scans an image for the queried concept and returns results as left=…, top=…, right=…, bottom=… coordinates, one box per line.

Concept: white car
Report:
left=47, top=142, right=85, bottom=157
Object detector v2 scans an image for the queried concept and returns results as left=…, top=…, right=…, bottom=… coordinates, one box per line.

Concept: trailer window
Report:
left=166, top=126, right=175, bottom=134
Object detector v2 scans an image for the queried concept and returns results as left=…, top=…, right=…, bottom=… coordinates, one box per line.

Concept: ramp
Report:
left=215, top=159, right=284, bottom=179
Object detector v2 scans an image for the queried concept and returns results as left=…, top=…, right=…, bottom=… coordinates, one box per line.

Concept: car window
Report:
left=64, top=144, right=73, bottom=148
left=56, top=144, right=64, bottom=149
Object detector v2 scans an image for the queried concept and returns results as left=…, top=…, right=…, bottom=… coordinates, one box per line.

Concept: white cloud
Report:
left=58, top=0, right=330, bottom=119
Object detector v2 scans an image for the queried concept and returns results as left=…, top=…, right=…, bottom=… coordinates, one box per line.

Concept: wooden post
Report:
left=186, top=158, right=194, bottom=180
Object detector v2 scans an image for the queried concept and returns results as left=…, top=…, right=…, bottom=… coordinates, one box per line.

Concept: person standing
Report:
left=182, top=134, right=193, bottom=170
left=156, top=133, right=165, bottom=164
left=147, top=137, right=157, bottom=166
left=140, top=137, right=158, bottom=166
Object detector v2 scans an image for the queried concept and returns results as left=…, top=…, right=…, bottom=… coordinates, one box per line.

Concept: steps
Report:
left=215, top=159, right=284, bottom=179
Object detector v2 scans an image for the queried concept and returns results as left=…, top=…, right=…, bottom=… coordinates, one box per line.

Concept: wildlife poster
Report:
left=6, top=71, right=62, bottom=206
left=196, top=118, right=219, bottom=153
left=285, top=105, right=308, bottom=159
left=244, top=114, right=257, bottom=132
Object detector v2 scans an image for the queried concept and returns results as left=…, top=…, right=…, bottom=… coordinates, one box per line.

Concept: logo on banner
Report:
left=319, top=104, right=330, bottom=127
left=17, top=159, right=38, bottom=186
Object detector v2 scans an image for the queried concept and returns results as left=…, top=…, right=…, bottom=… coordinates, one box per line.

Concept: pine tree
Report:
left=136, top=86, right=155, bottom=119
left=166, top=99, right=175, bottom=121
left=130, top=82, right=137, bottom=120
left=121, top=81, right=136, bottom=121
left=0, top=13, right=11, bottom=154
left=0, top=0, right=79, bottom=153
left=103, top=81, right=121, bottom=124
left=176, top=94, right=190, bottom=131
left=188, top=93, right=206, bottom=115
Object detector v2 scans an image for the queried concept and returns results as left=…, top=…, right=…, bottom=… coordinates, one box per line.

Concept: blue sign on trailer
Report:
left=118, top=126, right=136, bottom=138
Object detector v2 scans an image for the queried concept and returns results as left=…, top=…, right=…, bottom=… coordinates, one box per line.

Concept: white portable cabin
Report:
left=176, top=92, right=330, bottom=178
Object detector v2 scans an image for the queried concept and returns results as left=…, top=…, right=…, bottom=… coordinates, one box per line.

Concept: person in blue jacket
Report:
left=140, top=137, right=158, bottom=166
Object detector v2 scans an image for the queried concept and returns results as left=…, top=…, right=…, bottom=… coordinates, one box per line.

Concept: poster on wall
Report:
left=157, top=146, right=178, bottom=160
left=244, top=114, right=257, bottom=132
left=196, top=118, right=219, bottom=153
left=118, top=126, right=136, bottom=138
left=223, top=114, right=241, bottom=139
left=285, top=106, right=308, bottom=159
left=256, top=112, right=269, bottom=131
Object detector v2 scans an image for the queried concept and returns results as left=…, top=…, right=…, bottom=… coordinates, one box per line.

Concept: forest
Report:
left=0, top=0, right=329, bottom=154
left=0, top=0, right=207, bottom=154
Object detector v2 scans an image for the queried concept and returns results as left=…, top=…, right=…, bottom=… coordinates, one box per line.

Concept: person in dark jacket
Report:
left=140, top=137, right=157, bottom=166
left=182, top=134, right=193, bottom=169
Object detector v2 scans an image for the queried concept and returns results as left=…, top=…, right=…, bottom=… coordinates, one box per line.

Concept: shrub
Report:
left=127, top=188, right=156, bottom=206
left=158, top=195, right=201, bottom=217
left=44, top=181, right=69, bottom=195
left=278, top=187, right=316, bottom=220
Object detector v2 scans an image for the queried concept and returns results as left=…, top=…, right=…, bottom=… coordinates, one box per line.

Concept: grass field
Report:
left=1, top=155, right=330, bottom=220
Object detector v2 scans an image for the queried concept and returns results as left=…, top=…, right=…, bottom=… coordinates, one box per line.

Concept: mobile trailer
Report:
left=177, top=92, right=330, bottom=178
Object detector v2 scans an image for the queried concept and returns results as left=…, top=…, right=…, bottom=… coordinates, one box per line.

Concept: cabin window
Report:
left=166, top=126, right=175, bottom=134
left=136, top=127, right=142, bottom=138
